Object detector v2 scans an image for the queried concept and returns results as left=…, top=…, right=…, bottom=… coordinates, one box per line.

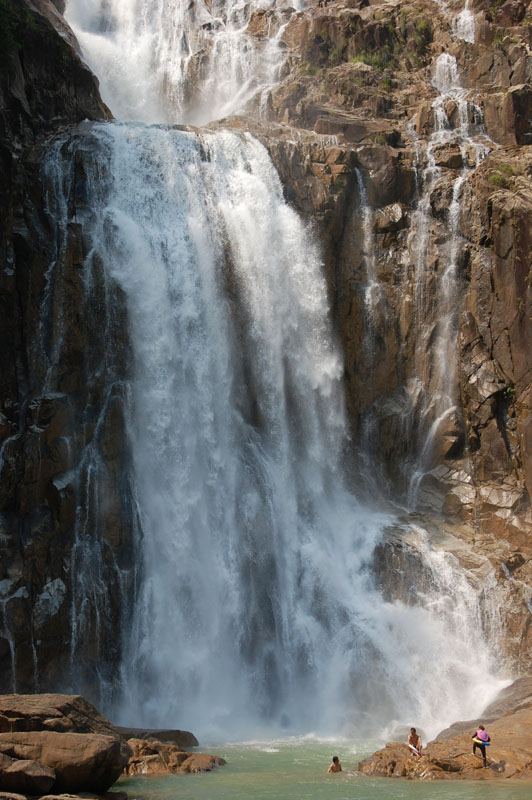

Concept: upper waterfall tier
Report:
left=64, top=0, right=299, bottom=124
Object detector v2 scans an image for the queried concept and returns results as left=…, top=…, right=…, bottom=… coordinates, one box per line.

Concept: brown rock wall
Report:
left=0, top=2, right=134, bottom=698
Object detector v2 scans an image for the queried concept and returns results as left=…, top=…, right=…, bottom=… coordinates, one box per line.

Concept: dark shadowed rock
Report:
left=115, top=727, right=199, bottom=748
left=0, top=752, right=55, bottom=794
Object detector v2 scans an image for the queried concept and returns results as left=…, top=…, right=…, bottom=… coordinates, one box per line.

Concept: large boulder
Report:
left=0, top=731, right=126, bottom=793
left=0, top=695, right=130, bottom=763
left=0, top=694, right=119, bottom=736
left=0, top=695, right=131, bottom=794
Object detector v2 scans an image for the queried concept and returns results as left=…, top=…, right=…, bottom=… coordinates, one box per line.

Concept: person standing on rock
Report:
left=408, top=727, right=422, bottom=756
left=327, top=755, right=342, bottom=773
left=472, top=725, right=490, bottom=767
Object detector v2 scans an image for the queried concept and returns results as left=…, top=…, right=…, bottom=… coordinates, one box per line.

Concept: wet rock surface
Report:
left=114, top=728, right=198, bottom=750
left=358, top=678, right=532, bottom=780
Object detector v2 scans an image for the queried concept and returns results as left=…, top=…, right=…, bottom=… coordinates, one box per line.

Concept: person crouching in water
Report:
left=472, top=725, right=490, bottom=767
left=327, top=756, right=342, bottom=773
left=408, top=727, right=422, bottom=756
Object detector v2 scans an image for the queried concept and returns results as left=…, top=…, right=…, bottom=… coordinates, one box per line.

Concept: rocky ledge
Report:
left=123, top=738, right=226, bottom=776
left=0, top=694, right=225, bottom=798
left=359, top=677, right=532, bottom=780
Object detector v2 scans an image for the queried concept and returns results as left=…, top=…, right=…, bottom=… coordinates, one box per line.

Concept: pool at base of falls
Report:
left=117, top=737, right=532, bottom=800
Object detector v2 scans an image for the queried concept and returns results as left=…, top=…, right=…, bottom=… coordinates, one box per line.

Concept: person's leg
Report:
left=481, top=743, right=487, bottom=767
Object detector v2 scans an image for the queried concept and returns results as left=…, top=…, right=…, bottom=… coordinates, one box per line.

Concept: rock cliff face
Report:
left=237, top=0, right=532, bottom=670
left=0, top=0, right=531, bottom=703
left=0, top=0, right=132, bottom=695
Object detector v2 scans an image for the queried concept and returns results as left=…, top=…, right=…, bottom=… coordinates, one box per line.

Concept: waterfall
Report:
left=49, top=0, right=509, bottom=740
left=355, top=168, right=381, bottom=326
left=406, top=42, right=492, bottom=507
left=45, top=121, right=504, bottom=739
left=65, top=0, right=295, bottom=125
left=454, top=0, right=476, bottom=44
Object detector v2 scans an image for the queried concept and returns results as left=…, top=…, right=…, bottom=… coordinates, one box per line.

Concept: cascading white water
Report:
left=407, top=44, right=492, bottom=507
left=454, top=0, right=476, bottom=44
left=436, top=0, right=476, bottom=44
left=55, top=0, right=509, bottom=741
left=47, top=122, right=504, bottom=740
left=65, top=0, right=296, bottom=125
left=355, top=168, right=381, bottom=323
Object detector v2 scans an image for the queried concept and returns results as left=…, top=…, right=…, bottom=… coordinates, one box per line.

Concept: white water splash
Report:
left=355, top=168, right=381, bottom=321
left=436, top=0, right=476, bottom=43
left=64, top=0, right=295, bottom=124
left=407, top=52, right=492, bottom=507
left=454, top=0, right=476, bottom=44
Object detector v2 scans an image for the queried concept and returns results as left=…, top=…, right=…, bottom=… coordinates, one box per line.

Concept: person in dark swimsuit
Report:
left=472, top=725, right=490, bottom=767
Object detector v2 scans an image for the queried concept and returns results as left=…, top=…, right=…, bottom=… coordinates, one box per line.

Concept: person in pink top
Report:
left=472, top=724, right=490, bottom=767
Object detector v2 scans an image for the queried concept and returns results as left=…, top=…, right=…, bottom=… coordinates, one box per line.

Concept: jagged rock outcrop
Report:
left=124, top=737, right=225, bottom=775
left=0, top=2, right=136, bottom=696
left=229, top=0, right=532, bottom=671
left=358, top=677, right=532, bottom=780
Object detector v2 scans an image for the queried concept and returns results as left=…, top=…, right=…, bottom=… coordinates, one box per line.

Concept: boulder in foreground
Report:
left=0, top=731, right=127, bottom=793
left=0, top=695, right=130, bottom=795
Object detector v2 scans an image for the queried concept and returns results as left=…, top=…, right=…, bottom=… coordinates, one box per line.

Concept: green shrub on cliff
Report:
left=489, top=171, right=509, bottom=188
left=351, top=46, right=396, bottom=71
left=413, top=17, right=432, bottom=55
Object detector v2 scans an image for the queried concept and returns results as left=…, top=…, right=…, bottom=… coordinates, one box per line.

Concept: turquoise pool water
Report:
left=118, top=737, right=531, bottom=800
